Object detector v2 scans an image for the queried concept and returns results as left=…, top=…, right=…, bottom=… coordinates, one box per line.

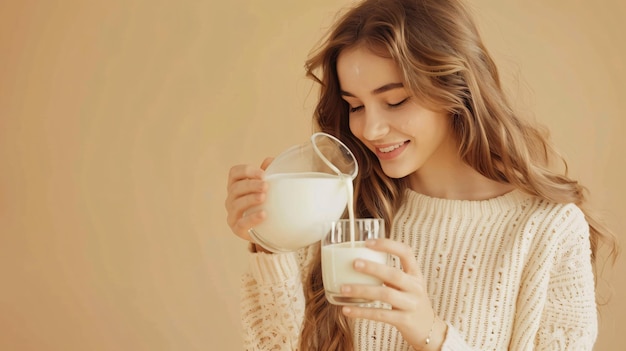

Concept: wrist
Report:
left=422, top=316, right=447, bottom=351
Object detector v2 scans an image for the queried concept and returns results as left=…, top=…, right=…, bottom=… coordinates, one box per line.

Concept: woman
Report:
left=225, top=0, right=618, bottom=349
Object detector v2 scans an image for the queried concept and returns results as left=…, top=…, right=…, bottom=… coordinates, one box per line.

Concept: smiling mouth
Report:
left=378, top=141, right=408, bottom=153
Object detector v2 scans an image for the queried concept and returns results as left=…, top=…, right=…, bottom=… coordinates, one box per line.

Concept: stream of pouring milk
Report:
left=342, top=174, right=356, bottom=246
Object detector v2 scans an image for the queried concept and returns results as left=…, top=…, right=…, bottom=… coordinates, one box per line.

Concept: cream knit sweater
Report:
left=240, top=189, right=597, bottom=350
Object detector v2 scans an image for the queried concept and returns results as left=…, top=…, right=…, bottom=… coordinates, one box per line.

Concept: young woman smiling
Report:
left=225, top=0, right=619, bottom=349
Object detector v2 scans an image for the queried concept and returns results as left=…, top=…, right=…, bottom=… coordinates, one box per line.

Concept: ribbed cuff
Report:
left=249, top=251, right=300, bottom=284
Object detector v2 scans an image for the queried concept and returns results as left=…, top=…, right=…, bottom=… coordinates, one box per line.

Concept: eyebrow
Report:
left=340, top=82, right=404, bottom=97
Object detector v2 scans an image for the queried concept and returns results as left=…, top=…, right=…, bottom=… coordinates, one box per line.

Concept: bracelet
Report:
left=424, top=315, right=437, bottom=346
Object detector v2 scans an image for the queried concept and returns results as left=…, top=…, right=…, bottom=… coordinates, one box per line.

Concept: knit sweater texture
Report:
left=240, top=189, right=597, bottom=350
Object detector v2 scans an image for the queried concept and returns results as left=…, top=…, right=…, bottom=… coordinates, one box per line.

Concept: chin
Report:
left=380, top=165, right=413, bottom=179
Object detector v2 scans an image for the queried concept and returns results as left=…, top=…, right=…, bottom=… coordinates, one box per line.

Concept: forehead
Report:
left=336, top=46, right=404, bottom=92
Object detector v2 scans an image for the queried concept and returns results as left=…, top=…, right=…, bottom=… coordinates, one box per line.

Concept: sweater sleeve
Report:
left=240, top=246, right=316, bottom=351
left=533, top=205, right=598, bottom=350
left=509, top=204, right=598, bottom=350
left=441, top=204, right=597, bottom=351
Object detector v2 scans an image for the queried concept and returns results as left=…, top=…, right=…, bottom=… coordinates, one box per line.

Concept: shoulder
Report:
left=522, top=200, right=591, bottom=262
left=526, top=200, right=589, bottom=238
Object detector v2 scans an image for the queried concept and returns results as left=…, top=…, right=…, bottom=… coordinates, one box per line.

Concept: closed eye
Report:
left=388, top=97, right=409, bottom=108
left=349, top=105, right=363, bottom=113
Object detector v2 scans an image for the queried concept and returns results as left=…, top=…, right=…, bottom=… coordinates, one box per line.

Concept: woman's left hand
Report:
left=339, top=238, right=447, bottom=350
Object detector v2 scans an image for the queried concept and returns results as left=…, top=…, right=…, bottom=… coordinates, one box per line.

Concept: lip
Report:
left=373, top=141, right=409, bottom=160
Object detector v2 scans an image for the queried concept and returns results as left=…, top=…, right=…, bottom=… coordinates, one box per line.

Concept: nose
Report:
left=361, top=108, right=389, bottom=141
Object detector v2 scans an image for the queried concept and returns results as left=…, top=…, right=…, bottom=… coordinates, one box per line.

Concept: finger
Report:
left=225, top=190, right=266, bottom=225
left=225, top=184, right=268, bottom=237
left=351, top=258, right=421, bottom=293
left=340, top=284, right=416, bottom=311
left=227, top=164, right=265, bottom=187
left=341, top=304, right=405, bottom=326
left=366, top=238, right=423, bottom=278
left=225, top=179, right=267, bottom=224
left=225, top=164, right=269, bottom=240
left=229, top=209, right=266, bottom=241
left=226, top=177, right=267, bottom=201
left=260, top=157, right=274, bottom=170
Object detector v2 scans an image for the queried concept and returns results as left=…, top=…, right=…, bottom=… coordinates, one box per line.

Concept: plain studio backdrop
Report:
left=0, top=0, right=624, bottom=350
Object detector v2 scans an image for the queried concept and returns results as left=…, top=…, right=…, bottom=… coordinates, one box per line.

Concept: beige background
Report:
left=0, top=0, right=623, bottom=350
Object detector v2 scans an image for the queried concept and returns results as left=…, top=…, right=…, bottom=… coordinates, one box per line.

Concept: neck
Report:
left=408, top=159, right=514, bottom=201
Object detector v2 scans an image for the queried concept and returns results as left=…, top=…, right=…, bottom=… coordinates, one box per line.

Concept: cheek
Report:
left=399, top=117, right=417, bottom=134
left=393, top=110, right=421, bottom=137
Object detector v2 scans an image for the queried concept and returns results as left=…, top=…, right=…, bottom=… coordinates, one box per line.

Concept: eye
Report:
left=388, top=97, right=409, bottom=108
left=349, top=105, right=364, bottom=113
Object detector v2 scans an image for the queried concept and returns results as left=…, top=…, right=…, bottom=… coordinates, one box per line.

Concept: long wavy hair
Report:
left=299, top=0, right=619, bottom=349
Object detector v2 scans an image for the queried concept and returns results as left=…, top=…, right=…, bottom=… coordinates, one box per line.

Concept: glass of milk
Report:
left=247, top=133, right=358, bottom=253
left=321, top=218, right=388, bottom=305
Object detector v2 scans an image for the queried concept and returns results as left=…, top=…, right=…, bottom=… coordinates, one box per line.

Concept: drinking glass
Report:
left=321, top=218, right=388, bottom=305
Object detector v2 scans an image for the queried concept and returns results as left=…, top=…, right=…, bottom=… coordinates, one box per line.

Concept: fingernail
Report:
left=342, top=307, right=351, bottom=314
left=354, top=259, right=365, bottom=269
left=341, top=285, right=351, bottom=294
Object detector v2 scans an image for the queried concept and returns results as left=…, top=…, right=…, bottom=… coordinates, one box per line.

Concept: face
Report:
left=336, top=46, right=459, bottom=179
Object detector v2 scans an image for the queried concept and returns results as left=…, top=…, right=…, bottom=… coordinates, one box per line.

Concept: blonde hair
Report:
left=300, top=0, right=619, bottom=349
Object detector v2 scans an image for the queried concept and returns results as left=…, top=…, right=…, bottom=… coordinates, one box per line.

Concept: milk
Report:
left=249, top=172, right=349, bottom=252
left=321, top=241, right=387, bottom=293
left=342, top=174, right=356, bottom=244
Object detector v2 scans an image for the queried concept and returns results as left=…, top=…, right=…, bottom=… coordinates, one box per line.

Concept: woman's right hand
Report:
left=225, top=157, right=273, bottom=241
